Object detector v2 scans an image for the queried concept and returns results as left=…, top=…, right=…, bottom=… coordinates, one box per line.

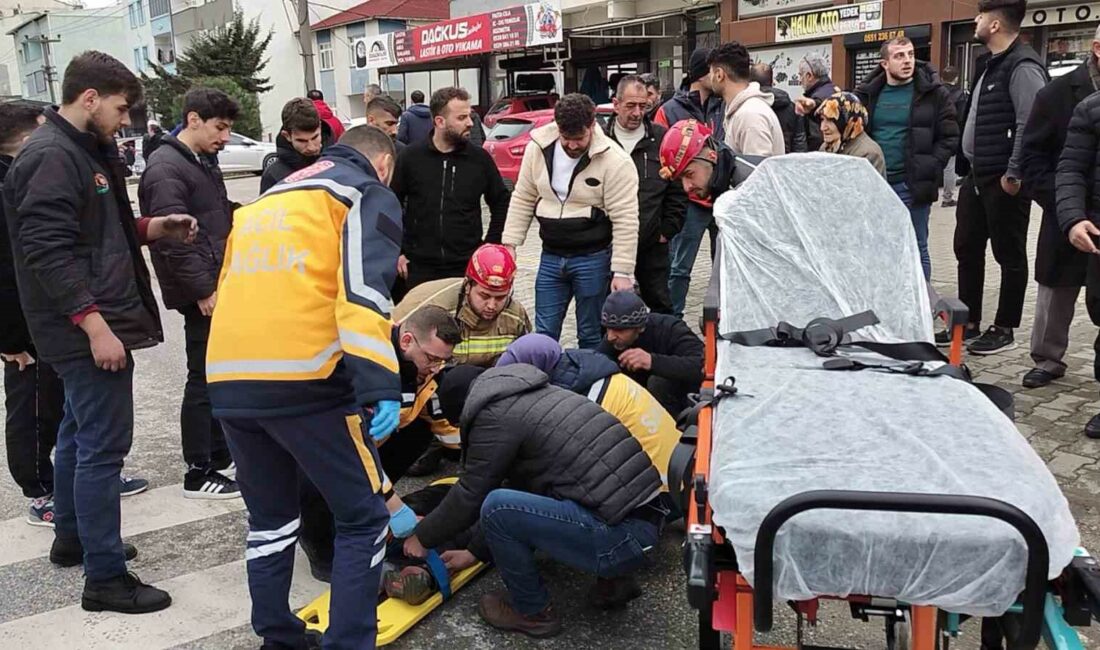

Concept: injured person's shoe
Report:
left=478, top=591, right=562, bottom=638
left=587, top=576, right=642, bottom=610
left=383, top=565, right=435, bottom=605
left=404, top=444, right=448, bottom=477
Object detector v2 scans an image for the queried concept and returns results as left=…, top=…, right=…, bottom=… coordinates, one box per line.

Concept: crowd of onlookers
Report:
left=4, top=0, right=1100, bottom=647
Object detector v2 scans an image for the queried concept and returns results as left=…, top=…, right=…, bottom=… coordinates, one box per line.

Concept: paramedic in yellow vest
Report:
left=392, top=243, right=531, bottom=475
left=298, top=304, right=463, bottom=582
left=497, top=333, right=679, bottom=492
left=205, top=126, right=414, bottom=649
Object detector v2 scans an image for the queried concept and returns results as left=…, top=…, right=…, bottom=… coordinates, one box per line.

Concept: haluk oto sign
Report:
left=355, top=0, right=562, bottom=69
left=775, top=1, right=883, bottom=43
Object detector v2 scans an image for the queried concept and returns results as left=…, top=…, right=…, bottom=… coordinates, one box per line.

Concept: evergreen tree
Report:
left=176, top=10, right=273, bottom=94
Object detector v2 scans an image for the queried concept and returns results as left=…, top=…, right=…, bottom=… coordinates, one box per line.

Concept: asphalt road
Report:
left=0, top=173, right=1097, bottom=649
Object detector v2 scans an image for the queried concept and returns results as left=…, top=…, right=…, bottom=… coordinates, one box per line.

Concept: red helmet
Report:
left=659, top=119, right=718, bottom=180
left=466, top=244, right=517, bottom=292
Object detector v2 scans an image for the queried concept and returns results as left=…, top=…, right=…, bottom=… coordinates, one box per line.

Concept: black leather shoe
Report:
left=1086, top=414, right=1100, bottom=440
left=50, top=536, right=137, bottom=567
left=1022, top=368, right=1058, bottom=389
left=404, top=444, right=447, bottom=477
left=81, top=571, right=171, bottom=614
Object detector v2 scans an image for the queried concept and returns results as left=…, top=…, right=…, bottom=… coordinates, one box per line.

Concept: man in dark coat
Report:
left=751, top=62, right=807, bottom=153
left=608, top=75, right=688, bottom=314
left=1019, top=45, right=1099, bottom=390
left=259, top=97, right=334, bottom=193
left=1055, top=87, right=1100, bottom=439
left=855, top=38, right=959, bottom=280
left=139, top=87, right=240, bottom=499
left=3, top=51, right=197, bottom=613
left=798, top=51, right=837, bottom=152
left=597, top=290, right=703, bottom=416
left=397, top=90, right=432, bottom=144
left=403, top=364, right=664, bottom=638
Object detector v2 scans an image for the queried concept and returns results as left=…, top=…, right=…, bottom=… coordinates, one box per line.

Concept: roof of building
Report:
left=311, top=0, right=449, bottom=30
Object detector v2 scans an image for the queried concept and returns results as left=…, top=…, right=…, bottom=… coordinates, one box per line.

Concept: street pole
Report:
left=297, top=0, right=316, bottom=93
left=25, top=34, right=61, bottom=104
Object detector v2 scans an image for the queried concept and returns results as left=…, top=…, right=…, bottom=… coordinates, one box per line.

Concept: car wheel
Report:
left=260, top=154, right=277, bottom=173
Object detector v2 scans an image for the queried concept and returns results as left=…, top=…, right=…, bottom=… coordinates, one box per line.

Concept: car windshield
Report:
left=487, top=98, right=513, bottom=115
left=487, top=119, right=535, bottom=141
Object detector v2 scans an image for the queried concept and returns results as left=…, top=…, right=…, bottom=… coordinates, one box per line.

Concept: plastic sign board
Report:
left=775, top=1, right=883, bottom=43
left=1023, top=3, right=1100, bottom=27
left=354, top=0, right=562, bottom=69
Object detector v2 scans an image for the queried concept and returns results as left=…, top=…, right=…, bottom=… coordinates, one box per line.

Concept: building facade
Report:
left=0, top=0, right=76, bottom=98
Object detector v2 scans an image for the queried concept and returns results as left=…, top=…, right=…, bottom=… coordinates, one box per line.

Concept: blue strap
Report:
left=424, top=550, right=452, bottom=600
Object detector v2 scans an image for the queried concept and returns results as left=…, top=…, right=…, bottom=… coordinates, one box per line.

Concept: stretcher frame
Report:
left=682, top=247, right=1100, bottom=650
left=297, top=477, right=490, bottom=645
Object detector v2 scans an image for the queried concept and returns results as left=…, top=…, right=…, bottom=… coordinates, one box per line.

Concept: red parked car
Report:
left=483, top=94, right=557, bottom=129
left=483, top=106, right=614, bottom=185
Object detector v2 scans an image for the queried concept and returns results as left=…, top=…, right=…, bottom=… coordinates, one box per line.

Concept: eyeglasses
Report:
left=410, top=332, right=450, bottom=368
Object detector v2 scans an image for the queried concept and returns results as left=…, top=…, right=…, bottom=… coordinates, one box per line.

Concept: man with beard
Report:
left=3, top=51, right=198, bottom=613
left=855, top=37, right=958, bottom=282
left=658, top=119, right=762, bottom=211
left=390, top=87, right=510, bottom=302
left=140, top=87, right=242, bottom=499
left=502, top=93, right=639, bottom=349
left=607, top=75, right=687, bottom=314
left=260, top=98, right=333, bottom=193
left=954, top=0, right=1048, bottom=355
left=596, top=290, right=703, bottom=416
left=366, top=95, right=405, bottom=153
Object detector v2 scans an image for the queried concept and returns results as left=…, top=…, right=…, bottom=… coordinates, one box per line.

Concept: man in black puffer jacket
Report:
left=259, top=97, right=334, bottom=193
left=1055, top=90, right=1100, bottom=440
left=404, top=364, right=664, bottom=638
left=139, top=87, right=240, bottom=499
left=855, top=39, right=958, bottom=281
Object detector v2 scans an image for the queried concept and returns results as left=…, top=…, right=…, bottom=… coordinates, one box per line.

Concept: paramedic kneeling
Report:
left=404, top=365, right=664, bottom=638
left=206, top=126, right=409, bottom=649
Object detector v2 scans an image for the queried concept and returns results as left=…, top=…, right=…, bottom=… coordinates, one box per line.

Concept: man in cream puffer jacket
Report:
left=502, top=93, right=639, bottom=349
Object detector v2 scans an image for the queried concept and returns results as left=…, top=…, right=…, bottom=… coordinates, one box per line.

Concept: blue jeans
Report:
left=52, top=353, right=135, bottom=581
left=891, top=181, right=932, bottom=280
left=535, top=248, right=610, bottom=349
left=668, top=203, right=713, bottom=319
left=221, top=406, right=390, bottom=649
left=480, top=488, right=660, bottom=615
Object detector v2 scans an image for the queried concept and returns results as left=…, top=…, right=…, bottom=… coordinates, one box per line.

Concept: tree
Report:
left=176, top=10, right=273, bottom=94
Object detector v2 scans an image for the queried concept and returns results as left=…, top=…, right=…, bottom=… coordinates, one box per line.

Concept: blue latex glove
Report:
left=368, top=400, right=400, bottom=442
left=389, top=504, right=418, bottom=539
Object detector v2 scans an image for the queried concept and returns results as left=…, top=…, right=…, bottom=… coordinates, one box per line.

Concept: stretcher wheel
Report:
left=885, top=618, right=910, bottom=650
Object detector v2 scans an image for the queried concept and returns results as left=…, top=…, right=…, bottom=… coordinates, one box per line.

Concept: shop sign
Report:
left=354, top=0, right=562, bottom=70
left=842, top=24, right=932, bottom=48
left=738, top=0, right=833, bottom=19
left=1023, top=3, right=1100, bottom=26
left=776, top=1, right=883, bottom=43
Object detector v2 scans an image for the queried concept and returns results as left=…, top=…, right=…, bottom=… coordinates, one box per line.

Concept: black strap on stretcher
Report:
left=725, top=310, right=969, bottom=381
left=668, top=377, right=742, bottom=519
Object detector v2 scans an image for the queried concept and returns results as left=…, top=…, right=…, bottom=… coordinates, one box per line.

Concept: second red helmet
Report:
left=466, top=243, right=517, bottom=292
left=659, top=119, right=717, bottom=180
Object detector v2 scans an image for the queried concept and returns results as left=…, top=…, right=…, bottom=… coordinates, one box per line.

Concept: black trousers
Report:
left=181, top=306, right=229, bottom=469
left=3, top=357, right=62, bottom=498
left=636, top=242, right=672, bottom=315
left=953, top=175, right=1031, bottom=328
left=299, top=418, right=436, bottom=568
left=647, top=375, right=693, bottom=419
left=1085, top=255, right=1100, bottom=388
left=390, top=259, right=469, bottom=304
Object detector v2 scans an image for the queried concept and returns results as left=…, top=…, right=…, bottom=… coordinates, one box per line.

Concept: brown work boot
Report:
left=478, top=591, right=562, bottom=638
left=587, top=576, right=643, bottom=610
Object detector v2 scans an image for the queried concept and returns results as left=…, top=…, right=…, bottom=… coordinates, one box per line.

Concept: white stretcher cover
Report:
left=708, top=154, right=1079, bottom=616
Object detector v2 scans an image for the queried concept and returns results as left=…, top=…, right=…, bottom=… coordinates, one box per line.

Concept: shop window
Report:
left=459, top=68, right=481, bottom=106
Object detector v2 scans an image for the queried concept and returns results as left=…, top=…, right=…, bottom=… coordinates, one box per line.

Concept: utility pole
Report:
left=25, top=34, right=61, bottom=104
left=297, top=0, right=316, bottom=93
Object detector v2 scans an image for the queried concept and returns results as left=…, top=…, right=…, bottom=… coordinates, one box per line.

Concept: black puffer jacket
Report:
left=856, top=62, right=959, bottom=204
left=139, top=134, right=233, bottom=310
left=1056, top=91, right=1100, bottom=236
left=415, top=364, right=661, bottom=548
left=764, top=86, right=807, bottom=153
left=0, top=155, right=33, bottom=355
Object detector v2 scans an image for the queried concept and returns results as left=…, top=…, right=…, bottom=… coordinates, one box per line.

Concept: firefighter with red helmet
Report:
left=659, top=118, right=764, bottom=203
left=391, top=243, right=531, bottom=476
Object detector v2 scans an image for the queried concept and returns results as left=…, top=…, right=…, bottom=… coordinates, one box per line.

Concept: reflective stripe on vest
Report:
left=207, top=340, right=342, bottom=378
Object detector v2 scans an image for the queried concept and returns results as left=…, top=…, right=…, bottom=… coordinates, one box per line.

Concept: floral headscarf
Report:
left=815, top=91, right=868, bottom=152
